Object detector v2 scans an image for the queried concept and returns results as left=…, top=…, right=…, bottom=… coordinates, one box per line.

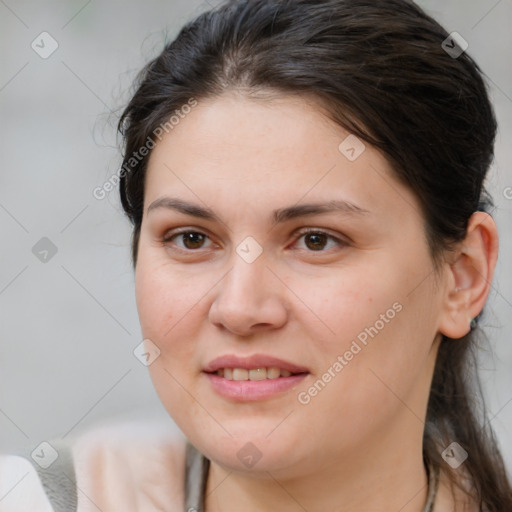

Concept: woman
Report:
left=2, top=0, right=511, bottom=510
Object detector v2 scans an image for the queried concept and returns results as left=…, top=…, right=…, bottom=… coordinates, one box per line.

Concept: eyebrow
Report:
left=147, top=197, right=369, bottom=226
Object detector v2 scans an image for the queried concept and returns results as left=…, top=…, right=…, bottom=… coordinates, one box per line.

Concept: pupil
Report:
left=305, top=233, right=326, bottom=250
left=184, top=232, right=204, bottom=249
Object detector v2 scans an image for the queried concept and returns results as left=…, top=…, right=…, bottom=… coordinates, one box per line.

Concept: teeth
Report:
left=216, top=367, right=297, bottom=381
left=249, top=368, right=267, bottom=381
left=233, top=368, right=249, bottom=381
left=267, top=367, right=281, bottom=379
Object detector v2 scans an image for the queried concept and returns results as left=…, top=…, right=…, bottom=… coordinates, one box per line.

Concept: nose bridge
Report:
left=209, top=249, right=288, bottom=334
left=222, top=251, right=271, bottom=306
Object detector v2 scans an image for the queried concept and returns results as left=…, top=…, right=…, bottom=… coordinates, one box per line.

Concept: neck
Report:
left=204, top=418, right=429, bottom=512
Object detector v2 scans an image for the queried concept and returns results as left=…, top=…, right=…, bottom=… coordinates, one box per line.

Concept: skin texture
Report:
left=135, top=92, right=498, bottom=512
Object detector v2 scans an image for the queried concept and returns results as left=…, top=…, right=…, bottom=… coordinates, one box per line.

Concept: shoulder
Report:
left=0, top=454, right=54, bottom=511
left=1, top=419, right=189, bottom=512
left=71, top=418, right=188, bottom=512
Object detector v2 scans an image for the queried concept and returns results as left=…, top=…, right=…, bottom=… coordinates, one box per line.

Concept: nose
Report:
left=208, top=255, right=288, bottom=336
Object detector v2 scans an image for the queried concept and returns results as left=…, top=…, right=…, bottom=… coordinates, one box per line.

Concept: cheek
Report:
left=135, top=247, right=200, bottom=330
left=135, top=265, right=173, bottom=338
left=134, top=251, right=224, bottom=383
left=135, top=257, right=199, bottom=359
left=300, top=262, right=401, bottom=346
left=135, top=257, right=204, bottom=421
left=296, top=254, right=437, bottom=398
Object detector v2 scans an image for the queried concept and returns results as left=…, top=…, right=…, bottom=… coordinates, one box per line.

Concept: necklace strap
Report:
left=422, top=458, right=440, bottom=512
left=185, top=442, right=210, bottom=512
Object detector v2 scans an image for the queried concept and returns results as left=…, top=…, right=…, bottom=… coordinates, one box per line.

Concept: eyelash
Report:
left=161, top=228, right=348, bottom=255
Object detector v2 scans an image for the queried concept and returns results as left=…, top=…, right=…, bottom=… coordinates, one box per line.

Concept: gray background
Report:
left=1, top=0, right=511, bottom=473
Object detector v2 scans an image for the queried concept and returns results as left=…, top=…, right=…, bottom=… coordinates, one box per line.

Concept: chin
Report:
left=190, top=427, right=303, bottom=473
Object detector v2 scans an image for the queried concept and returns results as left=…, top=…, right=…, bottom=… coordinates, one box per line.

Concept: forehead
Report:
left=143, top=93, right=420, bottom=222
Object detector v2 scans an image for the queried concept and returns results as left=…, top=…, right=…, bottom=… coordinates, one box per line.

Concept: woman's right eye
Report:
left=162, top=231, right=214, bottom=252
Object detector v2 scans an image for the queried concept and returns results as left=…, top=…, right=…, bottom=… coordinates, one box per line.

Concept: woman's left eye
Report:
left=292, top=229, right=346, bottom=252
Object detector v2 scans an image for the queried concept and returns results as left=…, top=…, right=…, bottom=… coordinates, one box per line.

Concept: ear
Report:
left=438, top=212, right=499, bottom=339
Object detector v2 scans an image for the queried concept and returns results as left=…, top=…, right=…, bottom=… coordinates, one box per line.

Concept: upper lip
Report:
left=203, top=354, right=309, bottom=374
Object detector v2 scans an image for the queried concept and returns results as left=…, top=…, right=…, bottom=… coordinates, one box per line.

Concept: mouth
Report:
left=203, top=354, right=310, bottom=401
left=207, top=367, right=303, bottom=380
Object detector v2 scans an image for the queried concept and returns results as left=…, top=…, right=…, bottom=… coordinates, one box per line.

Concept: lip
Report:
left=203, top=354, right=310, bottom=374
left=205, top=372, right=308, bottom=402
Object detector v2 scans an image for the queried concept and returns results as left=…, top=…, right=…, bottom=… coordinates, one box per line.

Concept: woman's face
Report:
left=135, top=93, right=447, bottom=477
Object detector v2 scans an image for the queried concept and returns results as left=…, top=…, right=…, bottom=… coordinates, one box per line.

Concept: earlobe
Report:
left=438, top=212, right=499, bottom=340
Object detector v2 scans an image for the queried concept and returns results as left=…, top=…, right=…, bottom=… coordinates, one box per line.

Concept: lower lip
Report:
left=204, top=372, right=308, bottom=402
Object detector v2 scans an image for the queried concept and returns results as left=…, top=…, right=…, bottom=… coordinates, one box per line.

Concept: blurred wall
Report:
left=1, top=0, right=511, bottom=472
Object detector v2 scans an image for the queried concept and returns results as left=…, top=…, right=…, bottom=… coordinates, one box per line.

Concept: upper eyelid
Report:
left=296, top=227, right=346, bottom=240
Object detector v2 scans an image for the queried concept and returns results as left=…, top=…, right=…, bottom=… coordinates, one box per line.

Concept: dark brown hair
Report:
left=118, top=0, right=512, bottom=508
